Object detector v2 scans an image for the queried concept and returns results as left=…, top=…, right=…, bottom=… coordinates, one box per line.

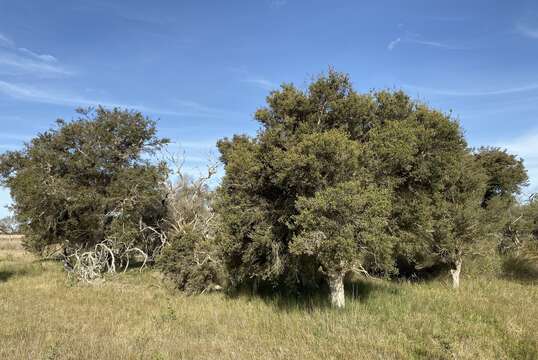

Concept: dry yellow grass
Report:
left=0, top=235, right=25, bottom=251
left=0, top=243, right=537, bottom=360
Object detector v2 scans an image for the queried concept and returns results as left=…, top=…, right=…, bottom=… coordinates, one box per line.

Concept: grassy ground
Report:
left=0, top=240, right=537, bottom=359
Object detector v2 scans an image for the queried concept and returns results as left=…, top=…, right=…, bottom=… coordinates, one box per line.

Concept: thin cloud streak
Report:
left=269, top=0, right=287, bottom=9
left=387, top=28, right=466, bottom=51
left=387, top=38, right=401, bottom=50
left=0, top=80, right=240, bottom=118
left=408, top=39, right=464, bottom=49
left=424, top=15, right=467, bottom=22
left=229, top=67, right=278, bottom=91
left=18, top=48, right=58, bottom=63
left=0, top=53, right=71, bottom=76
left=388, top=37, right=464, bottom=51
left=241, top=78, right=277, bottom=90
left=403, top=83, right=538, bottom=97
left=516, top=22, right=538, bottom=39
left=0, top=33, right=14, bottom=48
left=0, top=31, right=67, bottom=76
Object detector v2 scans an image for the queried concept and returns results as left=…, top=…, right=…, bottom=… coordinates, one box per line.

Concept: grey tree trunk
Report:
left=450, top=258, right=462, bottom=289
left=328, top=271, right=345, bottom=308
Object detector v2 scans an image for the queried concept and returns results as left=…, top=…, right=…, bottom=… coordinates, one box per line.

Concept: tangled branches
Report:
left=156, top=152, right=224, bottom=293
left=63, top=239, right=148, bottom=283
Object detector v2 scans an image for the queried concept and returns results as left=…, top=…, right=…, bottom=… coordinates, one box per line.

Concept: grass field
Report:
left=0, top=238, right=537, bottom=360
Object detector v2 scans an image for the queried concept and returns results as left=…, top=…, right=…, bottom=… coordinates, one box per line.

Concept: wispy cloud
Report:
left=403, top=83, right=538, bottom=97
left=171, top=99, right=242, bottom=118
left=516, top=22, right=538, bottom=39
left=17, top=48, right=58, bottom=63
left=269, top=0, right=287, bottom=8
left=409, top=39, right=463, bottom=49
left=230, top=67, right=278, bottom=90
left=0, top=31, right=69, bottom=76
left=387, top=30, right=465, bottom=51
left=241, top=78, right=277, bottom=90
left=387, top=38, right=401, bottom=50
left=0, top=33, right=14, bottom=48
left=388, top=37, right=464, bottom=51
left=424, top=15, right=467, bottom=22
left=0, top=53, right=71, bottom=76
left=0, top=80, right=240, bottom=118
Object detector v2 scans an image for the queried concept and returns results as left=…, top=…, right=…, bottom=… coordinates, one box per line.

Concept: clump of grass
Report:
left=0, top=235, right=25, bottom=251
left=502, top=255, right=538, bottom=282
left=0, top=249, right=536, bottom=359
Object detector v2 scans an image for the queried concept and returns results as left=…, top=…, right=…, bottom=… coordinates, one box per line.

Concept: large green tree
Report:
left=216, top=73, right=397, bottom=306
left=216, top=69, right=485, bottom=305
left=0, top=107, right=169, bottom=257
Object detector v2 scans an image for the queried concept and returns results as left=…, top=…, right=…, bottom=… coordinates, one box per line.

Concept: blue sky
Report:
left=1, top=0, right=538, bottom=217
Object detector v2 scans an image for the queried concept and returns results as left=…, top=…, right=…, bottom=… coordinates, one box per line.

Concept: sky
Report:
left=1, top=0, right=538, bottom=217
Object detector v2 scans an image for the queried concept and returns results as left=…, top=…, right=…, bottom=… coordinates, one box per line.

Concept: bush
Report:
left=0, top=107, right=169, bottom=266
left=158, top=229, right=223, bottom=293
left=156, top=159, right=224, bottom=293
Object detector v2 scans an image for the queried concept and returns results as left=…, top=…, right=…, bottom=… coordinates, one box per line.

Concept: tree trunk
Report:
left=450, top=258, right=462, bottom=289
left=328, top=271, right=345, bottom=308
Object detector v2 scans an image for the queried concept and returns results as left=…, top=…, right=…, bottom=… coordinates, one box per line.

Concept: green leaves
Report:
left=475, top=147, right=529, bottom=205
left=291, top=181, right=394, bottom=274
left=0, top=107, right=168, bottom=253
left=216, top=69, right=517, bottom=289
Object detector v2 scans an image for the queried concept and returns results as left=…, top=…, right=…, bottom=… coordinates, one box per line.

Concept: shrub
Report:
left=0, top=107, right=169, bottom=272
left=156, top=159, right=224, bottom=293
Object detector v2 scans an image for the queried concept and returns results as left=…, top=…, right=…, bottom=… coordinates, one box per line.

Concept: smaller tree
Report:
left=474, top=147, right=528, bottom=206
left=0, top=107, right=169, bottom=280
left=291, top=180, right=394, bottom=308
left=430, top=154, right=487, bottom=288
left=474, top=147, right=529, bottom=256
left=157, top=156, right=223, bottom=293
left=503, top=198, right=538, bottom=270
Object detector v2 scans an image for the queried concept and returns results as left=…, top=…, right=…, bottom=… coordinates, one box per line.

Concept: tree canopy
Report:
left=0, top=107, right=169, bottom=254
left=0, top=70, right=532, bottom=307
left=216, top=69, right=495, bottom=305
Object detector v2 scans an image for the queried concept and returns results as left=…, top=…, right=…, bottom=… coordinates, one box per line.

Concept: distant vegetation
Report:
left=0, top=69, right=536, bottom=311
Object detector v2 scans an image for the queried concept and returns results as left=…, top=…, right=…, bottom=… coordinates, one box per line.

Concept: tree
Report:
left=473, top=147, right=529, bottom=256
left=429, top=154, right=488, bottom=288
left=157, top=157, right=224, bottom=293
left=217, top=69, right=491, bottom=303
left=216, top=70, right=398, bottom=306
left=365, top=106, right=471, bottom=276
left=0, top=107, right=169, bottom=268
left=474, top=147, right=528, bottom=206
left=292, top=180, right=393, bottom=307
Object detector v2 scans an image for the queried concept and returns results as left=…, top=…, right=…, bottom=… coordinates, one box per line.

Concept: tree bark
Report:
left=450, top=258, right=462, bottom=289
left=328, top=271, right=345, bottom=308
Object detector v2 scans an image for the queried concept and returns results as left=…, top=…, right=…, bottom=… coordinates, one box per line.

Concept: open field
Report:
left=0, top=241, right=537, bottom=360
left=0, top=235, right=25, bottom=251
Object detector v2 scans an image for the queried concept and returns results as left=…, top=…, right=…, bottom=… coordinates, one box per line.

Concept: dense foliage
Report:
left=0, top=108, right=169, bottom=255
left=216, top=70, right=502, bottom=305
left=0, top=70, right=534, bottom=307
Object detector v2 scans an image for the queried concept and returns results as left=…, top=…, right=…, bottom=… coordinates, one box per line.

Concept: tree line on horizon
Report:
left=0, top=70, right=536, bottom=308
